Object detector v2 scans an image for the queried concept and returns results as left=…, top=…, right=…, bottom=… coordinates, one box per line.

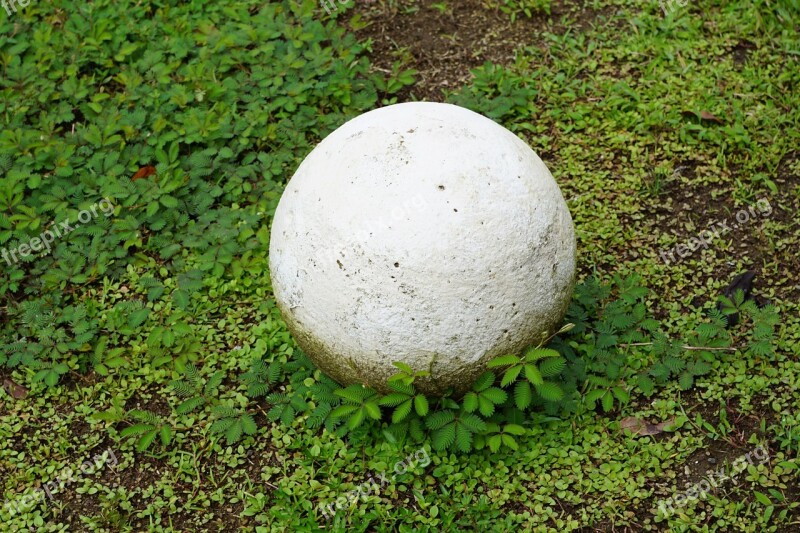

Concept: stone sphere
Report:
left=269, top=102, right=575, bottom=396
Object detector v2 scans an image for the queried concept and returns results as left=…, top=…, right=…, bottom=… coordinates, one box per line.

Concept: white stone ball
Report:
left=269, top=102, right=575, bottom=396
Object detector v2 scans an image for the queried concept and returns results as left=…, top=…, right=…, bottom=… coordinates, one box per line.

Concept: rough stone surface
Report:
left=269, top=102, right=576, bottom=396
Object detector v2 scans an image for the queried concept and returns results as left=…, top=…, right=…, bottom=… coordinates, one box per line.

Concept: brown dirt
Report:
left=353, top=0, right=622, bottom=102
left=4, top=2, right=795, bottom=531
left=631, top=149, right=800, bottom=304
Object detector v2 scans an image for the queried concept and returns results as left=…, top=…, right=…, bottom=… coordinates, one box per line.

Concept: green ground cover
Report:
left=1, top=0, right=798, bottom=531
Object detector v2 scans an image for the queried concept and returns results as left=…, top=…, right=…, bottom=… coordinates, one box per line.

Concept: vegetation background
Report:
left=0, top=0, right=798, bottom=531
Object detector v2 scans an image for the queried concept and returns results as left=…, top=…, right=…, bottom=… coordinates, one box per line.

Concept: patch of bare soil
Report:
left=631, top=150, right=800, bottom=304
left=353, top=0, right=621, bottom=101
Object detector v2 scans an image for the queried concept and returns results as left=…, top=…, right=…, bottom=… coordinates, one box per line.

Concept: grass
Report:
left=1, top=0, right=798, bottom=531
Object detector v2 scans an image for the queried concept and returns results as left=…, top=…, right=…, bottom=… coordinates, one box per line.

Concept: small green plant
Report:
left=475, top=422, right=527, bottom=452
left=119, top=411, right=173, bottom=453
left=122, top=362, right=264, bottom=450
left=78, top=487, right=134, bottom=530
left=487, top=345, right=567, bottom=407
left=425, top=407, right=488, bottom=453
left=171, top=363, right=225, bottom=415
left=387, top=361, right=431, bottom=386
left=172, top=363, right=258, bottom=445
left=122, top=276, right=780, bottom=455
left=240, top=358, right=283, bottom=398
left=31, top=360, right=70, bottom=388
left=430, top=2, right=450, bottom=14
left=208, top=405, right=258, bottom=445
left=330, top=385, right=383, bottom=430
left=493, top=0, right=552, bottom=21
left=379, top=379, right=430, bottom=423
left=771, top=414, right=800, bottom=457
left=460, top=372, right=508, bottom=417
left=272, top=275, right=781, bottom=453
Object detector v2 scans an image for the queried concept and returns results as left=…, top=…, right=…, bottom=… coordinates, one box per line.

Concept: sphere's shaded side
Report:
left=269, top=103, right=576, bottom=396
